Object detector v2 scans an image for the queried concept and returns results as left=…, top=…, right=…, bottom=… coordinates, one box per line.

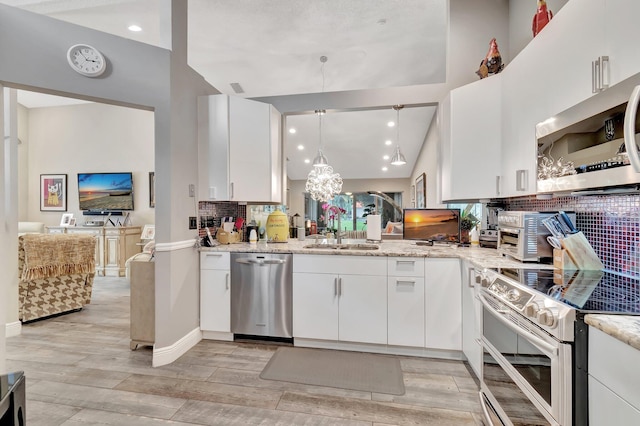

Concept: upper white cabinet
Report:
left=606, top=0, right=640, bottom=87
left=198, top=94, right=282, bottom=203
left=440, top=75, right=502, bottom=202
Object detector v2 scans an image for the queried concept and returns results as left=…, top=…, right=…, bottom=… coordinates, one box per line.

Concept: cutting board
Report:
left=561, top=232, right=604, bottom=270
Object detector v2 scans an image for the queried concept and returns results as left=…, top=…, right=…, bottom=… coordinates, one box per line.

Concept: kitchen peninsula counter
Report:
left=200, top=239, right=545, bottom=270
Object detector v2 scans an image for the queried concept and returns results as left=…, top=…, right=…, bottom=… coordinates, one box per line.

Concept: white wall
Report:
left=509, top=0, right=569, bottom=61
left=23, top=102, right=154, bottom=226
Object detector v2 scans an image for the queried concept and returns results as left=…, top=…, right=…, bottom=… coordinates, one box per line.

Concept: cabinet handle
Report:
left=600, top=56, right=609, bottom=91
left=225, top=272, right=229, bottom=290
left=495, top=176, right=501, bottom=196
left=467, top=266, right=475, bottom=288
left=338, top=277, right=342, bottom=296
left=396, top=280, right=415, bottom=286
left=205, top=253, right=223, bottom=257
left=334, top=277, right=338, bottom=296
left=396, top=260, right=415, bottom=266
left=592, top=59, right=598, bottom=93
left=229, top=182, right=234, bottom=199
left=516, top=169, right=528, bottom=192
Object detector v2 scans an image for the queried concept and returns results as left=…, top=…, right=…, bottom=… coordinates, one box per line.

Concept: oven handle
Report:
left=479, top=391, right=497, bottom=426
left=478, top=293, right=558, bottom=357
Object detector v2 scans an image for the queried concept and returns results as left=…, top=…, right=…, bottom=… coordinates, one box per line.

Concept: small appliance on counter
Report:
left=479, top=203, right=503, bottom=248
left=497, top=210, right=575, bottom=262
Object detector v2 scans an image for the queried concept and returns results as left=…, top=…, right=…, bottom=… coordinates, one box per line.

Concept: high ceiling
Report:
left=3, top=0, right=448, bottom=180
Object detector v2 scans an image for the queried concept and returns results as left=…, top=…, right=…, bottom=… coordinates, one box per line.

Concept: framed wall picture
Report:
left=40, top=174, right=67, bottom=211
left=60, top=213, right=73, bottom=226
left=415, top=173, right=426, bottom=208
left=149, top=172, right=155, bottom=208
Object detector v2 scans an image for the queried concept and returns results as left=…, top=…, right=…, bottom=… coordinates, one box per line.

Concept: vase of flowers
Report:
left=320, top=203, right=346, bottom=234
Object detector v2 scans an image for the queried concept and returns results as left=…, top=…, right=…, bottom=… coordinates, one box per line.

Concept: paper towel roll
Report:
left=367, top=215, right=382, bottom=241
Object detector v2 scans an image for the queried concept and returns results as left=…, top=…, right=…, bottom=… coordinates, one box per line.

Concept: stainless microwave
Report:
left=537, top=72, right=640, bottom=195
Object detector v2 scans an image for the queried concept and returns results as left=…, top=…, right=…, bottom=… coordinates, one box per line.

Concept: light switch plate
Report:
left=189, top=184, right=195, bottom=197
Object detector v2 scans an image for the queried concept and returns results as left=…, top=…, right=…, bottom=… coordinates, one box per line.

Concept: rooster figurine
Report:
left=476, top=38, right=504, bottom=79
left=532, top=0, right=553, bottom=37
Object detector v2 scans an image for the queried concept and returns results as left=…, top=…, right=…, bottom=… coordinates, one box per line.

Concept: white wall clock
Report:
left=66, top=44, right=107, bottom=77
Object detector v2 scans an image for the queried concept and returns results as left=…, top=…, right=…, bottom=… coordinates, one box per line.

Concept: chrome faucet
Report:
left=325, top=205, right=343, bottom=244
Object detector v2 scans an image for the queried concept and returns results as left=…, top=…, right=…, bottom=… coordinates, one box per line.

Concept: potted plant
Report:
left=460, top=204, right=480, bottom=243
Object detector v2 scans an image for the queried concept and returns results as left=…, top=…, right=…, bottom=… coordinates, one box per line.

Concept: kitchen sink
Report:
left=303, top=243, right=379, bottom=250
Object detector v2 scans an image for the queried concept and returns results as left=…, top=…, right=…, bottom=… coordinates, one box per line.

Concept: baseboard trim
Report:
left=202, top=330, right=234, bottom=341
left=294, top=338, right=464, bottom=360
left=152, top=327, right=201, bottom=367
left=5, top=321, right=21, bottom=338
left=155, top=239, right=198, bottom=252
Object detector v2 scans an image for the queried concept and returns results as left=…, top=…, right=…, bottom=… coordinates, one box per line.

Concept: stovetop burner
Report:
left=495, top=267, right=640, bottom=314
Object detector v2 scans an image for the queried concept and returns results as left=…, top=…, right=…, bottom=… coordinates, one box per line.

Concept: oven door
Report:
left=479, top=292, right=572, bottom=426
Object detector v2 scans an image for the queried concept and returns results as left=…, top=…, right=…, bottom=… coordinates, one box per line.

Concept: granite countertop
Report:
left=200, top=238, right=550, bottom=270
left=585, top=314, right=640, bottom=351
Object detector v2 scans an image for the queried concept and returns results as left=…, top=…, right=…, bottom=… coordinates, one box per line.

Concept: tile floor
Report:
left=6, top=276, right=485, bottom=425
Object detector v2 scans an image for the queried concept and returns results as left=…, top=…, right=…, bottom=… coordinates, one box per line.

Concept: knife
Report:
left=542, top=217, right=565, bottom=239
left=558, top=211, right=578, bottom=234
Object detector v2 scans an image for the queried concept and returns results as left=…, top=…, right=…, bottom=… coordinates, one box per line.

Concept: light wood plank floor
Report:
left=6, top=276, right=485, bottom=425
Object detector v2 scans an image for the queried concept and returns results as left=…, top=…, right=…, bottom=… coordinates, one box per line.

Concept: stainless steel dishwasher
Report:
left=230, top=252, right=293, bottom=339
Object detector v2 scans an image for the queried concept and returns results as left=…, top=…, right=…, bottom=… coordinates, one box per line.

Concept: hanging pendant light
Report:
left=312, top=109, right=328, bottom=167
left=305, top=56, right=343, bottom=201
left=390, top=105, right=407, bottom=166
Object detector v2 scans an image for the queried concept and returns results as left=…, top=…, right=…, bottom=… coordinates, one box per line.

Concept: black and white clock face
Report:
left=67, top=44, right=106, bottom=77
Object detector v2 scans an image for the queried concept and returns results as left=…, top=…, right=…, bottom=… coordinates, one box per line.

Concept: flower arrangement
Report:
left=319, top=203, right=347, bottom=232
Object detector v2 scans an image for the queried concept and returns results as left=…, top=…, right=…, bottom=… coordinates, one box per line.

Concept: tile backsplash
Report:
left=504, top=194, right=640, bottom=277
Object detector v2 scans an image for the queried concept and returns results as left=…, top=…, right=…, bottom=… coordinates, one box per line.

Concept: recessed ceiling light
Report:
left=385, top=140, right=392, bottom=146
left=387, top=121, right=395, bottom=127
left=382, top=166, right=388, bottom=171
left=297, top=144, right=304, bottom=150
left=128, top=24, right=142, bottom=32
left=304, top=159, right=310, bottom=164
left=383, top=155, right=390, bottom=160
left=289, top=128, right=296, bottom=134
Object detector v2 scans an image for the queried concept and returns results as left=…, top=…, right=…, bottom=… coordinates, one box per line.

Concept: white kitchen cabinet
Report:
left=292, top=272, right=339, bottom=340
left=425, top=258, right=462, bottom=351
left=387, top=257, right=425, bottom=347
left=588, top=326, right=640, bottom=425
left=606, top=0, right=640, bottom=87
left=198, top=94, right=282, bottom=203
left=200, top=252, right=232, bottom=338
left=460, top=260, right=481, bottom=378
left=440, top=75, right=502, bottom=202
left=293, top=255, right=387, bottom=345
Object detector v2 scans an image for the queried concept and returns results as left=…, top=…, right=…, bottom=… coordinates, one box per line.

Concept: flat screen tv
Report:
left=77, top=172, right=134, bottom=211
left=403, top=208, right=460, bottom=242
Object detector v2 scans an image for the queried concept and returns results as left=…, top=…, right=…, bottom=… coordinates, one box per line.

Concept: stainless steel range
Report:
left=478, top=267, right=640, bottom=426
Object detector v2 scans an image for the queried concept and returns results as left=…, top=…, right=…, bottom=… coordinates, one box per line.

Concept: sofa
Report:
left=18, top=234, right=96, bottom=322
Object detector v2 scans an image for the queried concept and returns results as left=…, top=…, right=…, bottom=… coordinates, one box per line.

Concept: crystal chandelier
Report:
left=305, top=56, right=343, bottom=201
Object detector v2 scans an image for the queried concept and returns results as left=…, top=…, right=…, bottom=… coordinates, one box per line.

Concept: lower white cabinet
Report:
left=461, top=260, right=482, bottom=377
left=589, top=326, right=640, bottom=425
left=293, top=255, right=387, bottom=345
left=425, top=258, right=462, bottom=351
left=388, top=257, right=425, bottom=347
left=200, top=252, right=231, bottom=333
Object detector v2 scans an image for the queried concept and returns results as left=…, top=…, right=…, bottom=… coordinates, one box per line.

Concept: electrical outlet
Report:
left=189, top=217, right=197, bottom=229
left=189, top=184, right=195, bottom=197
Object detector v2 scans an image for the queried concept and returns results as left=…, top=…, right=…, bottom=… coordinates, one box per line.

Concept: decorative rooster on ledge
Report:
left=532, top=0, right=553, bottom=37
left=476, top=38, right=504, bottom=79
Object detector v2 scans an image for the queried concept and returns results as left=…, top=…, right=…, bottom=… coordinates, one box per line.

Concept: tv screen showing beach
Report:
left=403, top=209, right=460, bottom=242
left=78, top=172, right=134, bottom=211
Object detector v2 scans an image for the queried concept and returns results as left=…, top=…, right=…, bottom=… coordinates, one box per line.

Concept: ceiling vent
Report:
left=230, top=82, right=244, bottom=94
